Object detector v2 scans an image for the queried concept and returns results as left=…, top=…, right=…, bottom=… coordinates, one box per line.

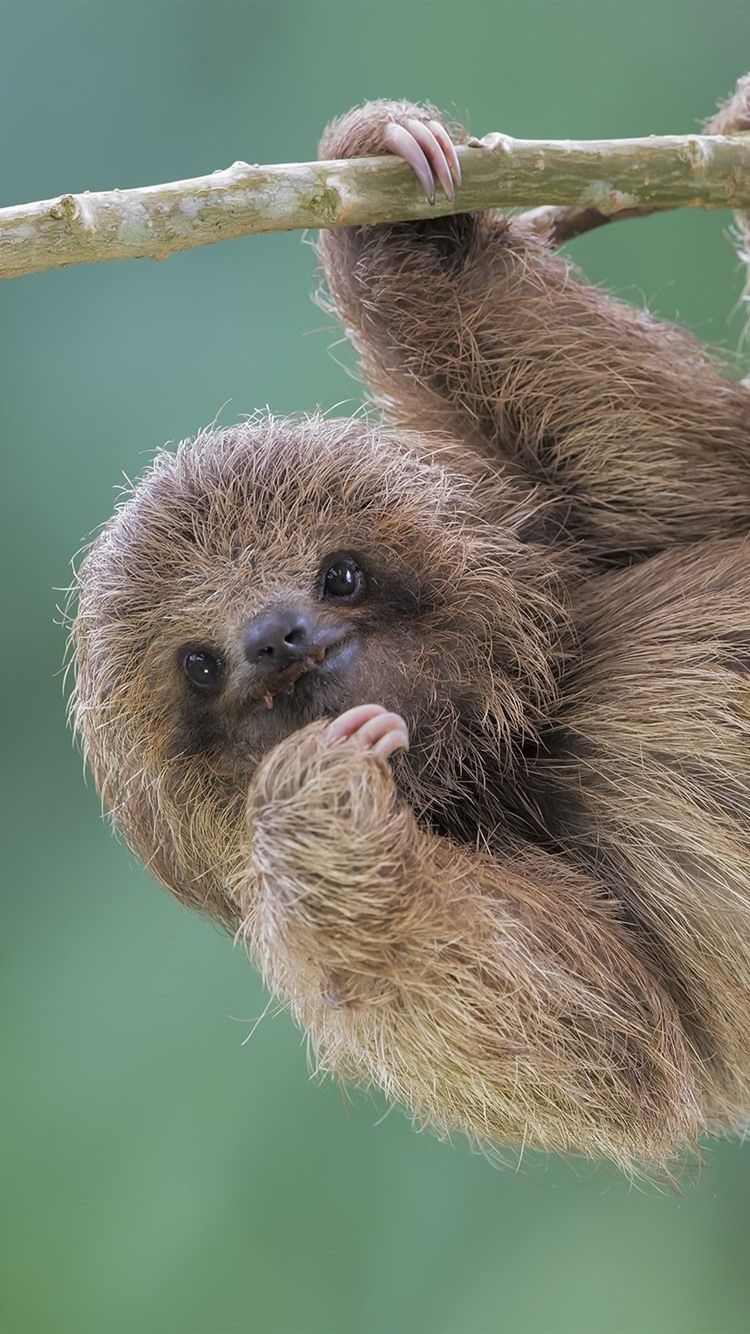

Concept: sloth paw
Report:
left=384, top=118, right=461, bottom=204
left=326, top=704, right=410, bottom=760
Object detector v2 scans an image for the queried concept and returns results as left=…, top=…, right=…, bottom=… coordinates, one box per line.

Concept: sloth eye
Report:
left=321, top=554, right=366, bottom=602
left=182, top=648, right=225, bottom=691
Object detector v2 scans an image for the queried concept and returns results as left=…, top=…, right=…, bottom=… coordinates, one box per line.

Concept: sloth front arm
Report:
left=317, top=100, right=750, bottom=558
left=237, top=719, right=701, bottom=1167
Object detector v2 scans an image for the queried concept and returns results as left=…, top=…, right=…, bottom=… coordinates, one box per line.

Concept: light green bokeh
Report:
left=2, top=2, right=750, bottom=1332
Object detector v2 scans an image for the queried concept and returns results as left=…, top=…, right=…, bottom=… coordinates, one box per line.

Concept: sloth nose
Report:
left=243, top=608, right=313, bottom=671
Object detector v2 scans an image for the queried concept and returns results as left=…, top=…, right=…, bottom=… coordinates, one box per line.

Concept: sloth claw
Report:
left=327, top=704, right=409, bottom=759
left=384, top=123, right=436, bottom=203
left=403, top=118, right=455, bottom=200
left=384, top=118, right=461, bottom=204
left=426, top=119, right=462, bottom=187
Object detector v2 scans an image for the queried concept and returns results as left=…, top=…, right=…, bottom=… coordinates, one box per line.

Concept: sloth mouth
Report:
left=260, top=637, right=355, bottom=710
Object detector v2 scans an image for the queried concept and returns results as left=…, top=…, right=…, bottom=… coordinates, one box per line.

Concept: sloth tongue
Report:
left=263, top=646, right=326, bottom=710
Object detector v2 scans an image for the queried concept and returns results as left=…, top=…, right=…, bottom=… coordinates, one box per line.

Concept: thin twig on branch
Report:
left=2, top=132, right=750, bottom=281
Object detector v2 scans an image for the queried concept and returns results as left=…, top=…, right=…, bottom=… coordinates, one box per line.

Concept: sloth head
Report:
left=70, top=414, right=563, bottom=926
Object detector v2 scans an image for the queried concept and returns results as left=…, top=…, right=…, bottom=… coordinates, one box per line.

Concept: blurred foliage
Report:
left=2, top=2, right=750, bottom=1332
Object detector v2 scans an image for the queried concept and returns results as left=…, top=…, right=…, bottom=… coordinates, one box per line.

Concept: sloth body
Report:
left=73, top=93, right=750, bottom=1170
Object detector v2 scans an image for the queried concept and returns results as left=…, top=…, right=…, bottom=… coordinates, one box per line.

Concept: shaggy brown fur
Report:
left=71, top=80, right=750, bottom=1171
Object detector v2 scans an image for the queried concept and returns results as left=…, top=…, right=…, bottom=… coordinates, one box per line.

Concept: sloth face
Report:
left=71, top=415, right=558, bottom=917
left=179, top=548, right=388, bottom=712
left=171, top=533, right=429, bottom=778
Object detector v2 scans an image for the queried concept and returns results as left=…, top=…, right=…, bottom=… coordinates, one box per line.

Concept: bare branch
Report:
left=2, top=132, right=750, bottom=281
left=516, top=200, right=672, bottom=246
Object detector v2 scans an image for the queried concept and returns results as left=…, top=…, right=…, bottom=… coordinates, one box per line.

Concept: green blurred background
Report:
left=3, top=2, right=750, bottom=1331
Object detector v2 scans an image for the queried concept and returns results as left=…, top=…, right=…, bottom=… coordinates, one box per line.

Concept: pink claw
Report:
left=384, top=123, right=436, bottom=203
left=384, top=117, right=461, bottom=205
left=357, top=711, right=410, bottom=760
left=327, top=704, right=386, bottom=743
left=404, top=118, right=455, bottom=200
left=326, top=704, right=410, bottom=759
left=427, top=119, right=462, bottom=187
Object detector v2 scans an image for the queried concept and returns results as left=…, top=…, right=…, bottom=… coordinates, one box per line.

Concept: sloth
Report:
left=71, top=79, right=750, bottom=1171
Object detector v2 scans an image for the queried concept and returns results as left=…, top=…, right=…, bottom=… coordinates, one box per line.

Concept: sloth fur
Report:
left=71, top=80, right=750, bottom=1171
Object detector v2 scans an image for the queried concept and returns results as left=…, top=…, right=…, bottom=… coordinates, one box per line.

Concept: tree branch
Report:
left=2, top=132, right=750, bottom=281
left=517, top=200, right=672, bottom=245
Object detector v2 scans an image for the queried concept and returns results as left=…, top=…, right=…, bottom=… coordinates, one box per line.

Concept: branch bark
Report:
left=2, top=132, right=750, bottom=281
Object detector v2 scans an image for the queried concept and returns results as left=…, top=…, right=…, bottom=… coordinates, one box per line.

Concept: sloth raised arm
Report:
left=317, top=99, right=750, bottom=558
left=238, top=706, right=701, bottom=1169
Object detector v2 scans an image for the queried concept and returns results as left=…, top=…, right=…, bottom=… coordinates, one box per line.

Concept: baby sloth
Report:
left=73, top=87, right=750, bottom=1171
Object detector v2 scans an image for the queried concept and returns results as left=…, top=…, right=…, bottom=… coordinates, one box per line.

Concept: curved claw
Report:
left=427, top=119, right=462, bottom=188
left=359, top=711, right=410, bottom=760
left=384, top=117, right=462, bottom=204
left=384, top=122, right=436, bottom=203
left=404, top=118, right=455, bottom=200
left=326, top=704, right=410, bottom=759
left=327, top=704, right=387, bottom=743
